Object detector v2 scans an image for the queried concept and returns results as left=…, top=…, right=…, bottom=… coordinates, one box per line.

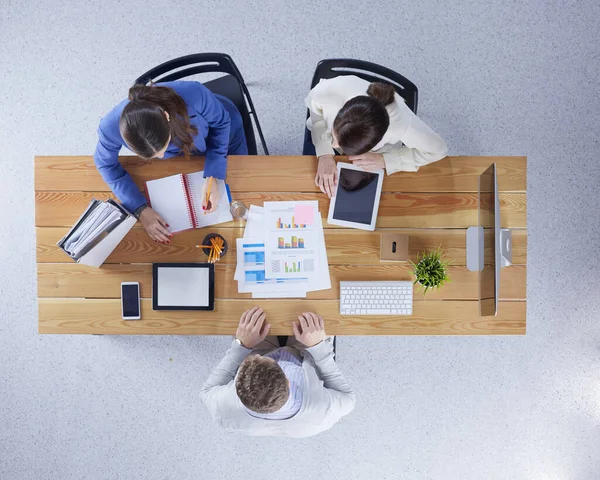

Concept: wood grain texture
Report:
left=35, top=191, right=527, bottom=229
left=37, top=263, right=526, bottom=301
left=38, top=298, right=526, bottom=335
left=36, top=227, right=528, bottom=265
left=35, top=155, right=527, bottom=193
left=35, top=155, right=527, bottom=336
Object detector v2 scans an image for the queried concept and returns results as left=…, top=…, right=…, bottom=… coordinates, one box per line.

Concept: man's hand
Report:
left=293, top=312, right=326, bottom=347
left=349, top=152, right=385, bottom=171
left=315, top=154, right=337, bottom=198
left=236, top=307, right=271, bottom=349
left=139, top=207, right=172, bottom=243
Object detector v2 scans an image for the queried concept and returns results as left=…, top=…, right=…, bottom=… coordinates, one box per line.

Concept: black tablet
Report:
left=152, top=263, right=215, bottom=311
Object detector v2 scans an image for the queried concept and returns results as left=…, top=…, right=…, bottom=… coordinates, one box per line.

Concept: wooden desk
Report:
left=35, top=155, right=527, bottom=335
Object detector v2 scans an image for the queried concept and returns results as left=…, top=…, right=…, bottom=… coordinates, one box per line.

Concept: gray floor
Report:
left=1, top=1, right=599, bottom=479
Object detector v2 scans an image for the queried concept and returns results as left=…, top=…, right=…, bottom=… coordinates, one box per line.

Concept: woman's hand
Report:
left=139, top=207, right=172, bottom=243
left=315, top=154, right=338, bottom=198
left=349, top=152, right=385, bottom=171
left=201, top=177, right=221, bottom=214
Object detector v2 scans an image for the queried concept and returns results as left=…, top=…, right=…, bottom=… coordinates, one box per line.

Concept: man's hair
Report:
left=235, top=355, right=289, bottom=414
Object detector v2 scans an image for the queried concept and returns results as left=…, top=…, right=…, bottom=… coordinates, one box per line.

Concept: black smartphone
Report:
left=121, top=282, right=140, bottom=320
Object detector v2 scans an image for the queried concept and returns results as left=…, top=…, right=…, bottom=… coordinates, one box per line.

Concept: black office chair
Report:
left=277, top=335, right=337, bottom=361
left=302, top=58, right=419, bottom=155
left=135, top=53, right=269, bottom=155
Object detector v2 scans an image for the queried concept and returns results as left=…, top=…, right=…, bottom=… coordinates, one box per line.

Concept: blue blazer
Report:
left=93, top=81, right=231, bottom=212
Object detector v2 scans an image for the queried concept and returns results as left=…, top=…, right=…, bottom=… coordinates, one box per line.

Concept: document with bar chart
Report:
left=263, top=201, right=322, bottom=281
left=235, top=238, right=309, bottom=295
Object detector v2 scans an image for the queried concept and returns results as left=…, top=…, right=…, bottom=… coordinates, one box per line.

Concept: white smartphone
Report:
left=121, top=282, right=141, bottom=320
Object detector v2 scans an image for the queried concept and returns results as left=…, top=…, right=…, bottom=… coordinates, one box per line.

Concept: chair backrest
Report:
left=134, top=53, right=268, bottom=155
left=310, top=58, right=418, bottom=114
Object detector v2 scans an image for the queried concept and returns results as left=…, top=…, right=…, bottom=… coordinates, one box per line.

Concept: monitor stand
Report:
left=466, top=226, right=513, bottom=271
left=466, top=226, right=484, bottom=271
left=499, top=228, right=512, bottom=267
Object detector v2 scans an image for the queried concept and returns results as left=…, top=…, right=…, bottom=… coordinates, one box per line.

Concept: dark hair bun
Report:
left=367, top=82, right=395, bottom=106
left=128, top=85, right=153, bottom=102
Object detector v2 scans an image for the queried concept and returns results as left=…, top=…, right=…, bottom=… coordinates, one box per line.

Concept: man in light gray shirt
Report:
left=200, top=307, right=355, bottom=437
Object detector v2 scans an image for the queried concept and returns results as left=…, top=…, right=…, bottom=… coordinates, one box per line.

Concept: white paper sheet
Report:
left=235, top=238, right=309, bottom=294
left=186, top=171, right=233, bottom=228
left=146, top=174, right=192, bottom=233
left=263, top=201, right=321, bottom=281
left=234, top=201, right=331, bottom=296
left=243, top=204, right=264, bottom=238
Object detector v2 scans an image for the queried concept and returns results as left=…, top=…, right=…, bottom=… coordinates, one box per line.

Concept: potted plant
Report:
left=410, top=247, right=450, bottom=294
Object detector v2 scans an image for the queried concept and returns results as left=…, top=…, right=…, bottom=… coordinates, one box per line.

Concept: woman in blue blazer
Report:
left=93, top=81, right=247, bottom=243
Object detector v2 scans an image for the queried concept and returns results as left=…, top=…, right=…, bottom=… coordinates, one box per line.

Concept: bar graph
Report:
left=276, top=216, right=307, bottom=229
left=277, top=236, right=305, bottom=249
left=284, top=261, right=301, bottom=273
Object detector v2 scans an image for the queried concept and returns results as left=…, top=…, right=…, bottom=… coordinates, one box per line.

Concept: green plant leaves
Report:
left=409, top=245, right=451, bottom=295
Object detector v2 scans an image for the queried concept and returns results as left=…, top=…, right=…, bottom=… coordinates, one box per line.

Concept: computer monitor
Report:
left=479, top=164, right=500, bottom=316
left=466, top=164, right=512, bottom=316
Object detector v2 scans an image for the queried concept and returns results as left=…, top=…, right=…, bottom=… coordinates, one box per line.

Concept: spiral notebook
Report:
left=145, top=171, right=233, bottom=233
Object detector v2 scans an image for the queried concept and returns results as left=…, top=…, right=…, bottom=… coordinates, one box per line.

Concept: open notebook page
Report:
left=146, top=174, right=192, bottom=233
left=186, top=171, right=233, bottom=228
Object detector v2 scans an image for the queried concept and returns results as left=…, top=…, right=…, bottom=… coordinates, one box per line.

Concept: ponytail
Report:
left=120, top=84, right=198, bottom=159
left=367, top=82, right=395, bottom=106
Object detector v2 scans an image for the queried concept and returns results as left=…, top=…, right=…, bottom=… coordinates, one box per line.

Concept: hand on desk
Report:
left=315, top=154, right=337, bottom=198
left=293, top=312, right=326, bottom=347
left=349, top=152, right=385, bottom=171
left=139, top=207, right=172, bottom=243
left=201, top=177, right=220, bottom=214
left=236, top=307, right=271, bottom=349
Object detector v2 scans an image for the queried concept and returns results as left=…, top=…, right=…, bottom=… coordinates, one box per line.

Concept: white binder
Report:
left=57, top=199, right=137, bottom=268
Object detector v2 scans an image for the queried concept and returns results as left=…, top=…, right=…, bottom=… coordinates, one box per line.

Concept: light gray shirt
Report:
left=200, top=339, right=355, bottom=437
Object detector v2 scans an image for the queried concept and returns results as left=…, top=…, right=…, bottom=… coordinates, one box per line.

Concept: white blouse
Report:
left=305, top=75, right=448, bottom=174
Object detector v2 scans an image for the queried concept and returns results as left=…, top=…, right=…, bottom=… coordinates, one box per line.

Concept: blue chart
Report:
left=244, top=250, right=265, bottom=265
left=245, top=270, right=266, bottom=283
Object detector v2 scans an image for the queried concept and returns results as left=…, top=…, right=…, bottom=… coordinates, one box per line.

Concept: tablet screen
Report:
left=332, top=168, right=380, bottom=225
left=156, top=266, right=209, bottom=307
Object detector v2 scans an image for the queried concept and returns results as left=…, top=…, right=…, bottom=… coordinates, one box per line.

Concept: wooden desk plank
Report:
left=35, top=191, right=527, bottom=229
left=35, top=156, right=527, bottom=193
left=36, top=227, right=528, bottom=265
left=38, top=298, right=526, bottom=335
left=37, top=263, right=526, bottom=301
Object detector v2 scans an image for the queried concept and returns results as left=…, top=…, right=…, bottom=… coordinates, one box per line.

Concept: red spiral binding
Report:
left=181, top=174, right=198, bottom=229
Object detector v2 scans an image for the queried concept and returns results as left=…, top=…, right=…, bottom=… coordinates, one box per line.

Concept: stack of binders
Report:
left=57, top=199, right=137, bottom=267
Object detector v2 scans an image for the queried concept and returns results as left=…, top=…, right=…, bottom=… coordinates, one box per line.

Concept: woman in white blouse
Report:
left=305, top=75, right=448, bottom=197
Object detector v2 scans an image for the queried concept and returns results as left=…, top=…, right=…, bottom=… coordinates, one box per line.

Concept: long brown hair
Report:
left=333, top=82, right=396, bottom=155
left=119, top=84, right=198, bottom=159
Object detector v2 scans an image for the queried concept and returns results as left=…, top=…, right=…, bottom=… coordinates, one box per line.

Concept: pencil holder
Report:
left=201, top=233, right=228, bottom=259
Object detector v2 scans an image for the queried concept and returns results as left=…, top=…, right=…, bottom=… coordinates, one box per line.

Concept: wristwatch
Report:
left=134, top=203, right=148, bottom=219
left=235, top=338, right=246, bottom=348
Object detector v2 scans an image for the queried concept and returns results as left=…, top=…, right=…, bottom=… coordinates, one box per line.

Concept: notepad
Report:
left=145, top=171, right=233, bottom=233
left=152, top=263, right=214, bottom=310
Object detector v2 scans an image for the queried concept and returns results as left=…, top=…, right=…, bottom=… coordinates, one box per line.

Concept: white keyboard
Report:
left=340, top=281, right=413, bottom=315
